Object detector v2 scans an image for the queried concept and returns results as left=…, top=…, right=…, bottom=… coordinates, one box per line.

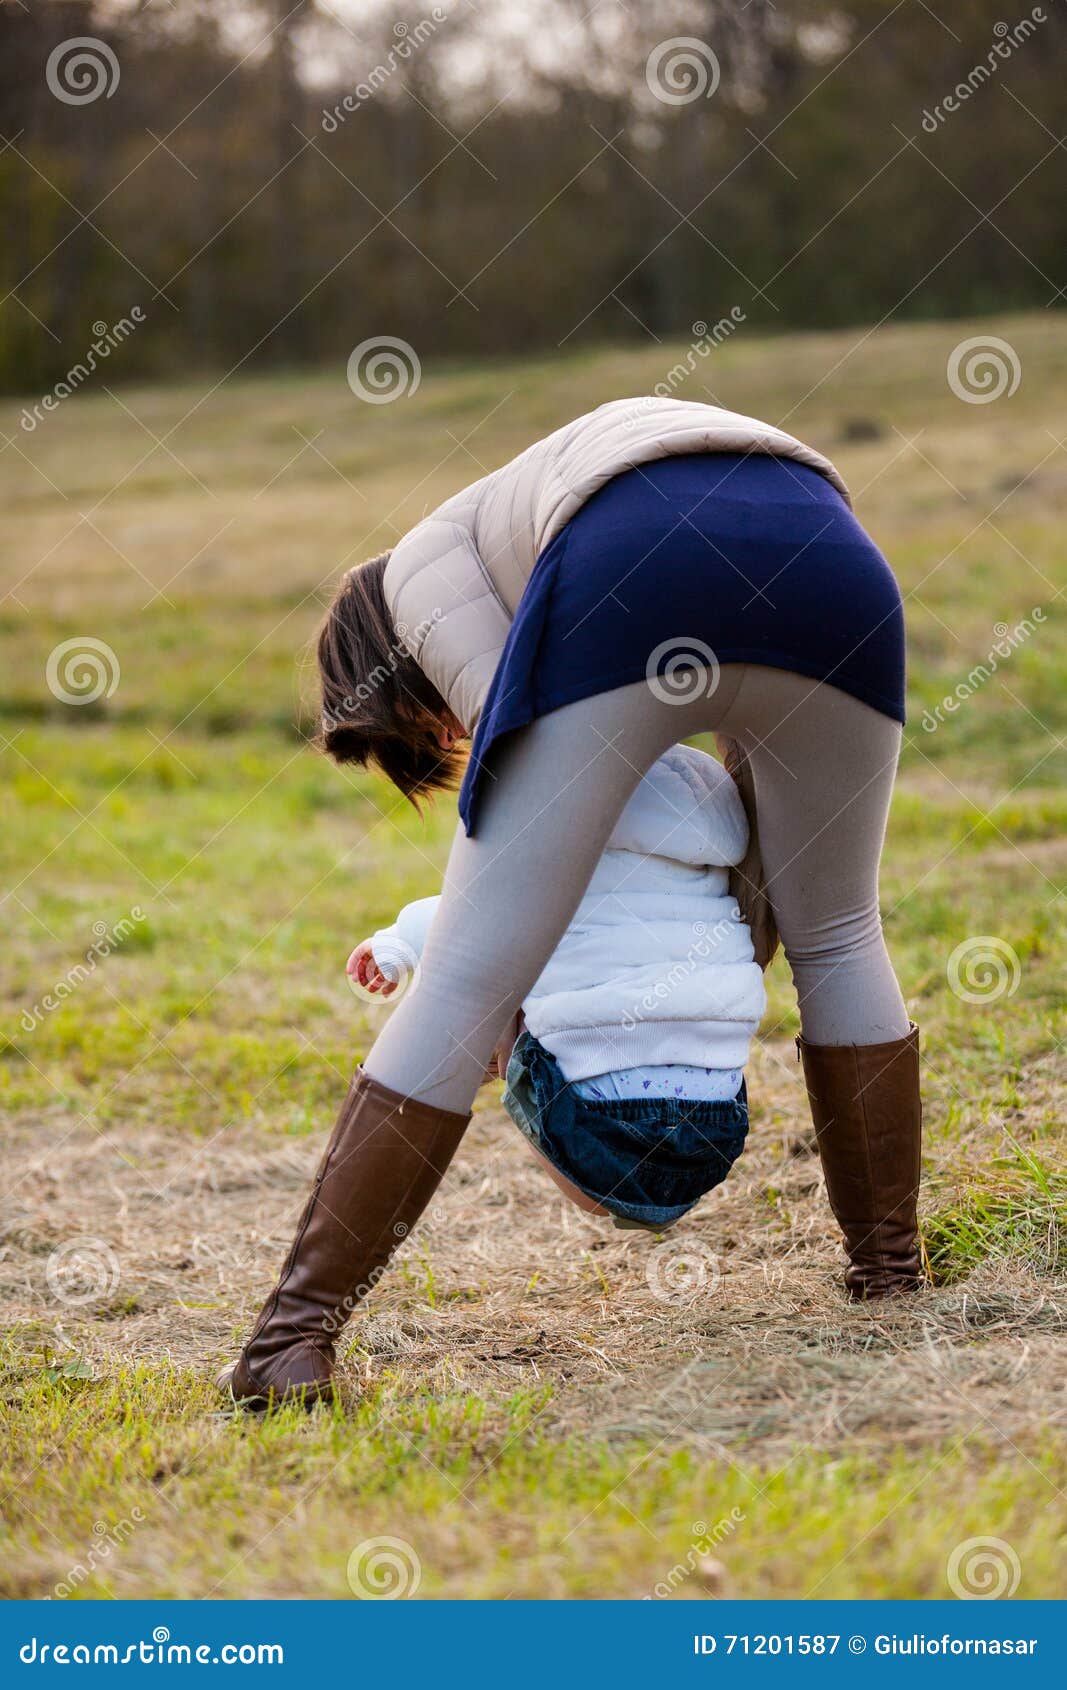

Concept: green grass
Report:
left=2, top=310, right=1065, bottom=1598
left=925, top=1141, right=1067, bottom=1286
left=4, top=1358, right=1065, bottom=1600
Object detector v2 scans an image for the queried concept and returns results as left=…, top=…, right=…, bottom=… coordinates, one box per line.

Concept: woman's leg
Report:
left=363, top=665, right=747, bottom=1111
left=716, top=670, right=920, bottom=1295
left=364, top=666, right=919, bottom=1301
left=224, top=679, right=716, bottom=1404
left=367, top=665, right=908, bottom=1116
left=720, top=668, right=909, bottom=1045
left=225, top=668, right=918, bottom=1403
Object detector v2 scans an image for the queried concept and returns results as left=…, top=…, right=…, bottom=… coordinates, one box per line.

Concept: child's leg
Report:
left=527, top=1143, right=610, bottom=1215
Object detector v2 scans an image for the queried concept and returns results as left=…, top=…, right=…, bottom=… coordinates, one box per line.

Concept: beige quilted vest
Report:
left=383, top=397, right=849, bottom=730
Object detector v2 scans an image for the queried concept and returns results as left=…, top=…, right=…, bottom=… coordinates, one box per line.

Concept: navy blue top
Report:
left=459, top=452, right=905, bottom=834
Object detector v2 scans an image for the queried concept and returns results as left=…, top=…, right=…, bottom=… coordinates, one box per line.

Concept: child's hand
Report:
left=346, top=939, right=400, bottom=998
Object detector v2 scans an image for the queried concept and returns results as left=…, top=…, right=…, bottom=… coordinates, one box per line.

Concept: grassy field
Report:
left=1, top=312, right=1065, bottom=1600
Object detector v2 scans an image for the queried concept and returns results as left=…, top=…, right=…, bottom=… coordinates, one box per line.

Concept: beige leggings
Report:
left=365, top=668, right=909, bottom=1114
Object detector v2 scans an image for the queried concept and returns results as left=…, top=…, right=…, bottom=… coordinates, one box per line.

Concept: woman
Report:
left=221, top=396, right=923, bottom=1410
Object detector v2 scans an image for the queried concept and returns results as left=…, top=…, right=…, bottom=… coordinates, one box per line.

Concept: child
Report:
left=347, top=745, right=766, bottom=1231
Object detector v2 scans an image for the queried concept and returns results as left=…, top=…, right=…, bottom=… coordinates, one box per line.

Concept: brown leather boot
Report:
left=798, top=1025, right=923, bottom=1299
left=218, top=1069, right=469, bottom=1409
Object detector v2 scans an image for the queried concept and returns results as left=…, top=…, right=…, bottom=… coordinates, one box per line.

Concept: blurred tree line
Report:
left=2, top=0, right=1064, bottom=394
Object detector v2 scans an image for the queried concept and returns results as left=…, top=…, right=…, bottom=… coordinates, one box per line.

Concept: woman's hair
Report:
left=315, top=553, right=464, bottom=804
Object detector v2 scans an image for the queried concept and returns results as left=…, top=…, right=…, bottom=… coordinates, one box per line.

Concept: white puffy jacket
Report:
left=369, top=744, right=766, bottom=1082
left=383, top=396, right=848, bottom=731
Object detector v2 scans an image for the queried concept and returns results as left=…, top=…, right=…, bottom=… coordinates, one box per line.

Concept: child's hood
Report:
left=606, top=745, right=749, bottom=868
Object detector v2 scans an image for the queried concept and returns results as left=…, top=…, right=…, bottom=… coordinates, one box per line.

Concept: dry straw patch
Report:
left=6, top=1034, right=1065, bottom=1468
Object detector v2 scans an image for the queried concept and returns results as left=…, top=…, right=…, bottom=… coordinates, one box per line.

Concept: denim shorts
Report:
left=503, top=1032, right=748, bottom=1229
